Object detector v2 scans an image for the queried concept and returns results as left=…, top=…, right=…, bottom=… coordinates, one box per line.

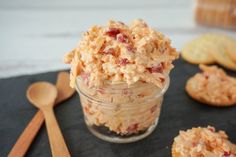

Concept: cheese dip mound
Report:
left=64, top=19, right=178, bottom=88
left=173, top=126, right=236, bottom=157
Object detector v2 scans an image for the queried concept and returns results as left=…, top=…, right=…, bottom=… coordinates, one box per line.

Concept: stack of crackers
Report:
left=182, top=33, right=236, bottom=71
left=195, top=0, right=236, bottom=29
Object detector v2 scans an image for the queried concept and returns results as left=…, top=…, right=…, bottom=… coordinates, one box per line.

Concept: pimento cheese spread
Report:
left=173, top=126, right=236, bottom=157
left=64, top=19, right=178, bottom=88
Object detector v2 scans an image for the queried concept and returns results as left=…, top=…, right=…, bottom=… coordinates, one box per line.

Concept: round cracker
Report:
left=201, top=33, right=236, bottom=63
left=224, top=39, right=236, bottom=63
left=185, top=75, right=236, bottom=107
left=198, top=35, right=236, bottom=71
left=205, top=43, right=236, bottom=71
left=182, top=38, right=215, bottom=64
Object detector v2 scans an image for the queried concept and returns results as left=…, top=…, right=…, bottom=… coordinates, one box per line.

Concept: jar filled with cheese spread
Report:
left=76, top=76, right=169, bottom=143
left=64, top=19, right=178, bottom=143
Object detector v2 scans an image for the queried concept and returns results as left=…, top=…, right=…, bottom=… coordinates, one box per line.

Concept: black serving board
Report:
left=0, top=59, right=236, bottom=157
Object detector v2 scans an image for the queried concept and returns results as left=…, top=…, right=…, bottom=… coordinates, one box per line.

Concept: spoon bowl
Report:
left=27, top=82, right=57, bottom=108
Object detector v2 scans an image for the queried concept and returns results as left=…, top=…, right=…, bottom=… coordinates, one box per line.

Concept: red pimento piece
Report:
left=120, top=58, right=129, bottom=66
left=160, top=77, right=165, bottom=83
left=192, top=142, right=197, bottom=147
left=150, top=105, right=158, bottom=113
left=117, top=34, right=128, bottom=43
left=81, top=72, right=90, bottom=81
left=208, top=127, right=215, bottom=132
left=84, top=106, right=89, bottom=114
left=126, top=45, right=135, bottom=52
left=203, top=73, right=209, bottom=79
left=223, top=151, right=231, bottom=157
left=84, top=106, right=94, bottom=115
left=127, top=123, right=139, bottom=132
left=97, top=88, right=105, bottom=94
left=102, top=48, right=116, bottom=56
left=137, top=93, right=145, bottom=98
left=105, top=28, right=120, bottom=38
left=122, top=89, right=129, bottom=95
left=147, top=63, right=164, bottom=73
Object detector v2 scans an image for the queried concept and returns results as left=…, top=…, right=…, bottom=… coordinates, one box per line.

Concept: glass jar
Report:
left=75, top=76, right=170, bottom=143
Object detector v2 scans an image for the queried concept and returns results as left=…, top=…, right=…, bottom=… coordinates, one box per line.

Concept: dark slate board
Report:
left=0, top=59, right=236, bottom=157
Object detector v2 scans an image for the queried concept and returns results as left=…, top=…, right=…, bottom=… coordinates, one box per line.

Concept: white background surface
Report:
left=0, top=0, right=236, bottom=78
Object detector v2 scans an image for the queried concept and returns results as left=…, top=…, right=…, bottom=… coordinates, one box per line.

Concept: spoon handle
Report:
left=43, top=106, right=71, bottom=157
left=8, top=111, right=44, bottom=157
left=8, top=99, right=66, bottom=157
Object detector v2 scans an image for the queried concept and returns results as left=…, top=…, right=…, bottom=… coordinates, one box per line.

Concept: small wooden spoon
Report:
left=27, top=82, right=70, bottom=157
left=8, top=72, right=75, bottom=157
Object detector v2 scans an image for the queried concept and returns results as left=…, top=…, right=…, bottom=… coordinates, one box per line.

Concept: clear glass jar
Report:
left=75, top=76, right=170, bottom=143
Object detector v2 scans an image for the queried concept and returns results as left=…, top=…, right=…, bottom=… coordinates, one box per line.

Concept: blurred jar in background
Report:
left=195, top=0, right=236, bottom=29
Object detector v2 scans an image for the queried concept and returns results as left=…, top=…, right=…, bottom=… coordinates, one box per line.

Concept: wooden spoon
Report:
left=27, top=82, right=70, bottom=157
left=8, top=72, right=74, bottom=157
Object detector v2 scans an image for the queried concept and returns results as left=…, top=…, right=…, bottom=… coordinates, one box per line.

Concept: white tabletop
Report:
left=0, top=0, right=236, bottom=78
